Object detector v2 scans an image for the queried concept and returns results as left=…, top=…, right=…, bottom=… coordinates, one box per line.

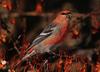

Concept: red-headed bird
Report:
left=21, top=10, right=72, bottom=61
left=21, top=10, right=87, bottom=61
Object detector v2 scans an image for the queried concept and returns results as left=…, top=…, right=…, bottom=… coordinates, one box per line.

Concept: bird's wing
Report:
left=26, top=23, right=56, bottom=51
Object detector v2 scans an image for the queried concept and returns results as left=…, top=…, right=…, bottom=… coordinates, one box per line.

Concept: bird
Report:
left=20, top=10, right=90, bottom=63
left=21, top=10, right=72, bottom=61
